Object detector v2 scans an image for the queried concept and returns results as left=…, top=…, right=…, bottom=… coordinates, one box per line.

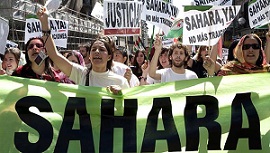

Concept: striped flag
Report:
left=138, top=37, right=145, bottom=49
left=164, top=19, right=183, bottom=39
left=134, top=37, right=145, bottom=51
left=133, top=40, right=140, bottom=52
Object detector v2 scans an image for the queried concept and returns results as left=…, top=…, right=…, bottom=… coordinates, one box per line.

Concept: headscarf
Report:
left=218, top=34, right=269, bottom=76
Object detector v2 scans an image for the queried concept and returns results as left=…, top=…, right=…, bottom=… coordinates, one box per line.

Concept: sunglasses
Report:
left=242, top=44, right=260, bottom=50
left=27, top=43, right=44, bottom=50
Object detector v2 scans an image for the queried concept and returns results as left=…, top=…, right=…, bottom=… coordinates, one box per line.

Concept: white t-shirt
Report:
left=111, top=61, right=140, bottom=87
left=156, top=68, right=198, bottom=83
left=146, top=74, right=161, bottom=84
left=69, top=63, right=130, bottom=89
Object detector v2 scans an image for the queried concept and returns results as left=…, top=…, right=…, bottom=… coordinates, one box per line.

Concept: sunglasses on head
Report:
left=242, top=44, right=260, bottom=50
left=27, top=43, right=43, bottom=50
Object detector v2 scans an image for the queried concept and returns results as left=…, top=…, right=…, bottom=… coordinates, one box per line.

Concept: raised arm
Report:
left=149, top=35, right=162, bottom=80
left=209, top=42, right=218, bottom=66
left=37, top=7, right=73, bottom=76
left=265, top=31, right=270, bottom=64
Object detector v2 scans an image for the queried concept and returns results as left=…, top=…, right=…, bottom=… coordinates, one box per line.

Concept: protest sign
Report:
left=0, top=17, right=9, bottom=55
left=91, top=2, right=104, bottom=22
left=103, top=0, right=142, bottom=36
left=183, top=5, right=240, bottom=46
left=192, top=0, right=233, bottom=6
left=1, top=73, right=270, bottom=152
left=140, top=0, right=179, bottom=34
left=25, top=18, right=68, bottom=48
left=248, top=0, right=270, bottom=29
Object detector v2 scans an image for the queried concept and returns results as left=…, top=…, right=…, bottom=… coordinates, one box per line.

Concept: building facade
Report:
left=0, top=0, right=103, bottom=50
left=224, top=0, right=268, bottom=47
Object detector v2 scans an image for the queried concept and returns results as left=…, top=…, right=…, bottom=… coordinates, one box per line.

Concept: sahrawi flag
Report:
left=182, top=5, right=241, bottom=46
left=164, top=19, right=183, bottom=39
left=192, top=0, right=233, bottom=6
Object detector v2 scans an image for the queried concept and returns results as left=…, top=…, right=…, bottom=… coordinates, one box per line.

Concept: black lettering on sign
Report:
left=54, top=97, right=94, bottom=153
left=27, top=22, right=41, bottom=33
left=185, top=95, right=221, bottom=151
left=14, top=96, right=53, bottom=152
left=49, top=20, right=57, bottom=31
left=224, top=93, right=261, bottom=150
left=105, top=1, right=141, bottom=28
left=117, top=3, right=123, bottom=27
left=55, top=20, right=67, bottom=29
left=222, top=6, right=237, bottom=22
left=99, top=99, right=138, bottom=152
left=185, top=9, right=223, bottom=31
left=141, top=97, right=181, bottom=152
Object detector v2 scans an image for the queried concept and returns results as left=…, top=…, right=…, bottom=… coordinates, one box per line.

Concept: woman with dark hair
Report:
left=130, top=50, right=146, bottom=80
left=217, top=33, right=270, bottom=76
left=187, top=45, right=221, bottom=78
left=65, top=50, right=85, bottom=66
left=37, top=7, right=129, bottom=94
left=157, top=47, right=171, bottom=70
left=113, top=46, right=128, bottom=65
left=227, top=39, right=240, bottom=62
left=140, top=47, right=171, bottom=85
left=0, top=47, right=21, bottom=75
left=12, top=37, right=61, bottom=82
left=128, top=53, right=135, bottom=66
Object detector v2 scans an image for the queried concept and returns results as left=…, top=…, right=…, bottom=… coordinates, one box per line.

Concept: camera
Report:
left=34, top=50, right=48, bottom=66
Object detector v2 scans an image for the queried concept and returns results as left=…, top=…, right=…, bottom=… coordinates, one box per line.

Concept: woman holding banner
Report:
left=216, top=33, right=270, bottom=76
left=36, top=7, right=129, bottom=94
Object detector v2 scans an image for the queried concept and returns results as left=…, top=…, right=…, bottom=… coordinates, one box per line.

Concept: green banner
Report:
left=1, top=73, right=270, bottom=153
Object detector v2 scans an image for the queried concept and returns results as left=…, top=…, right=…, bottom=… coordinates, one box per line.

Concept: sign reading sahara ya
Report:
left=192, top=0, right=233, bottom=6
left=25, top=18, right=68, bottom=48
left=140, top=0, right=179, bottom=34
left=183, top=5, right=240, bottom=46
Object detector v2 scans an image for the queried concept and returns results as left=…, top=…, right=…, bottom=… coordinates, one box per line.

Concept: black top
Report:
left=187, top=59, right=208, bottom=78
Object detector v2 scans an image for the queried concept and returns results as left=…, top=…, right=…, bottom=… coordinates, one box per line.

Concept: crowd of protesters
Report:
left=1, top=6, right=270, bottom=94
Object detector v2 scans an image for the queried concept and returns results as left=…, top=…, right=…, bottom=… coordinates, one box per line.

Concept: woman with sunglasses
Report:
left=216, top=33, right=270, bottom=76
left=12, top=37, right=61, bottom=82
left=36, top=7, right=129, bottom=94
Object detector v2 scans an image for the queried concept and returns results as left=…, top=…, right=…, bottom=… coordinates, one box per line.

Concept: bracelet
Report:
left=42, top=30, right=51, bottom=36
left=139, top=76, right=147, bottom=81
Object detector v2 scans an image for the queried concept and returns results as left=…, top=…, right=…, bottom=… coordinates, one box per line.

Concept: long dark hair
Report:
left=133, top=50, right=146, bottom=68
left=25, top=37, right=56, bottom=79
left=89, top=37, right=113, bottom=70
left=195, top=46, right=210, bottom=62
left=157, top=47, right=169, bottom=70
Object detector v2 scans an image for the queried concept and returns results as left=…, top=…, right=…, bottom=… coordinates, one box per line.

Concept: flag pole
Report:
left=148, top=25, right=155, bottom=60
